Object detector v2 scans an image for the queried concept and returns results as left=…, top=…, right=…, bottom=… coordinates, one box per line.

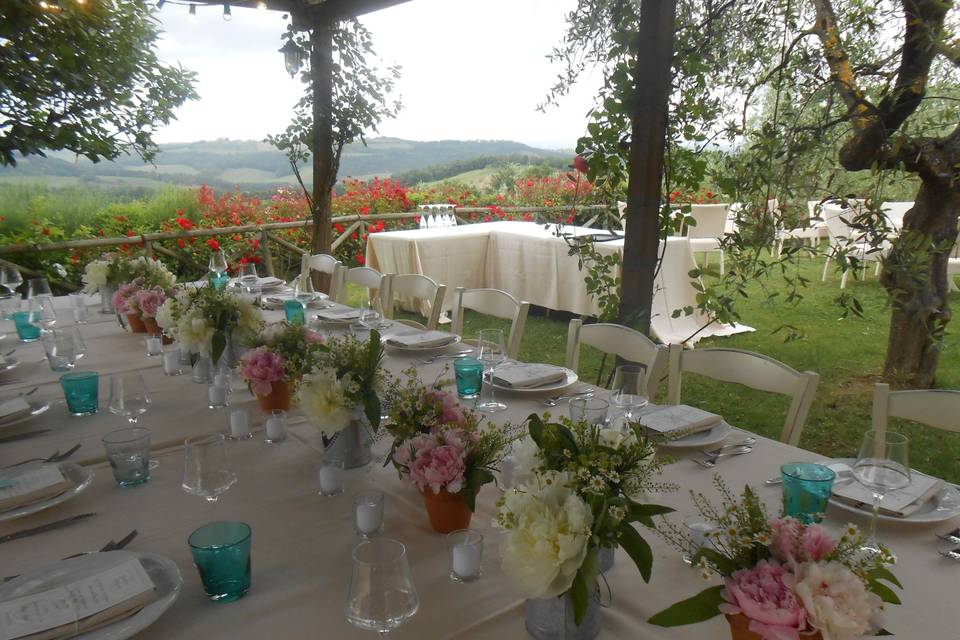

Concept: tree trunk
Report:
left=618, top=0, right=677, bottom=334
left=881, top=179, right=960, bottom=388
left=309, top=21, right=335, bottom=289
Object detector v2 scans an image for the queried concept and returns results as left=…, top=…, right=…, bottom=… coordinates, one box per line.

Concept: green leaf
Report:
left=211, top=330, right=226, bottom=366
left=617, top=522, right=653, bottom=582
left=648, top=585, right=725, bottom=627
left=868, top=580, right=901, bottom=605
left=363, top=389, right=381, bottom=431
left=461, top=468, right=494, bottom=511
left=867, top=566, right=903, bottom=590
left=527, top=414, right=547, bottom=449
left=569, top=550, right=598, bottom=626
left=626, top=502, right=675, bottom=527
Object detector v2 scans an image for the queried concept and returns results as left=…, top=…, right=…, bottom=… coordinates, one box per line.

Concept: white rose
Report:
left=177, top=309, right=214, bottom=354
left=297, top=368, right=352, bottom=436
left=794, top=561, right=883, bottom=640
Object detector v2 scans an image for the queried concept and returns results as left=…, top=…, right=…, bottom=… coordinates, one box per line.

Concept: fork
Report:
left=703, top=439, right=757, bottom=455
left=418, top=350, right=474, bottom=365
left=938, top=547, right=960, bottom=560
left=694, top=445, right=753, bottom=468
left=936, top=528, right=960, bottom=543
left=541, top=391, right=594, bottom=407
left=5, top=443, right=82, bottom=468
left=18, top=387, right=38, bottom=397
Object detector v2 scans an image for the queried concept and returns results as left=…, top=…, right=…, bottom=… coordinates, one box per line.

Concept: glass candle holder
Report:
left=265, top=409, right=287, bottom=444
left=208, top=383, right=229, bottom=409
left=228, top=408, right=252, bottom=440
left=284, top=299, right=306, bottom=325
left=178, top=343, right=192, bottom=365
left=781, top=462, right=836, bottom=524
left=60, top=371, right=99, bottom=416
left=163, top=348, right=183, bottom=376
left=145, top=335, right=163, bottom=357
left=317, top=458, right=345, bottom=496
left=446, top=529, right=483, bottom=582
left=354, top=492, right=384, bottom=538
left=70, top=293, right=89, bottom=325
left=681, top=515, right=716, bottom=565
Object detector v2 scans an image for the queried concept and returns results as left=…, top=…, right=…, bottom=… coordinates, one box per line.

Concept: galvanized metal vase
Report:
left=524, top=587, right=601, bottom=640
left=323, top=412, right=373, bottom=469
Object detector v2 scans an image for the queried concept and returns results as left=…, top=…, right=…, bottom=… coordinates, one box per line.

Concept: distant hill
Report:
left=0, top=138, right=570, bottom=193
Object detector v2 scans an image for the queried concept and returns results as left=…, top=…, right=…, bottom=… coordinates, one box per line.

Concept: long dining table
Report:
left=0, top=299, right=955, bottom=639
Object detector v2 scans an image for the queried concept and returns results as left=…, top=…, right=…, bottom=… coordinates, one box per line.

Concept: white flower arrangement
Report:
left=295, top=367, right=353, bottom=436
left=82, top=259, right=110, bottom=293
left=154, top=286, right=261, bottom=361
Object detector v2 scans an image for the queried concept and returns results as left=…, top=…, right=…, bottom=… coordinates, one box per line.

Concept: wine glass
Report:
left=610, top=364, right=648, bottom=428
left=294, top=273, right=316, bottom=304
left=476, top=328, right=507, bottom=413
left=358, top=298, right=383, bottom=332
left=346, top=538, right=419, bottom=637
left=853, top=430, right=910, bottom=555
left=26, top=277, right=52, bottom=300
left=108, top=373, right=151, bottom=424
left=208, top=250, right=228, bottom=278
left=28, top=296, right=58, bottom=331
left=182, top=433, right=238, bottom=504
left=0, top=266, right=23, bottom=296
left=237, top=263, right=258, bottom=289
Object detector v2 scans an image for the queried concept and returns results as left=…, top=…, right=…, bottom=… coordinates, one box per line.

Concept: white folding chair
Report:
left=566, top=319, right=668, bottom=399
left=683, top=204, right=728, bottom=274
left=380, top=273, right=446, bottom=330
left=820, top=203, right=885, bottom=289
left=774, top=201, right=829, bottom=256
left=667, top=344, right=819, bottom=446
left=451, top=287, right=530, bottom=359
left=879, top=201, right=913, bottom=233
left=334, top=265, right=383, bottom=305
left=300, top=253, right=343, bottom=299
left=872, top=383, right=960, bottom=434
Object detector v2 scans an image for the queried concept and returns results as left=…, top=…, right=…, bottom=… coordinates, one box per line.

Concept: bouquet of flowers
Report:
left=155, top=285, right=261, bottom=363
left=136, top=287, right=168, bottom=319
left=295, top=329, right=391, bottom=436
left=497, top=414, right=675, bottom=625
left=239, top=322, right=326, bottom=396
left=649, top=479, right=900, bottom=640
left=82, top=254, right=120, bottom=294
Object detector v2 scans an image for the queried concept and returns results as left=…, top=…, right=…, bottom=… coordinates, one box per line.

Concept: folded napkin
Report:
left=0, top=398, right=31, bottom=424
left=0, top=465, right=71, bottom=513
left=315, top=307, right=361, bottom=322
left=491, top=363, right=567, bottom=389
left=638, top=404, right=723, bottom=436
left=831, top=468, right=944, bottom=518
left=385, top=331, right=456, bottom=349
left=0, top=558, right=158, bottom=640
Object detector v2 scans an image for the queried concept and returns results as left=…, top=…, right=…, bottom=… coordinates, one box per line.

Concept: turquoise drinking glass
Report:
left=59, top=371, right=99, bottom=416
left=210, top=272, right=230, bottom=291
left=284, top=299, right=305, bottom=325
left=781, top=462, right=836, bottom=524
left=12, top=311, right=40, bottom=342
left=454, top=357, right=483, bottom=399
left=102, top=427, right=151, bottom=487
left=188, top=521, right=252, bottom=602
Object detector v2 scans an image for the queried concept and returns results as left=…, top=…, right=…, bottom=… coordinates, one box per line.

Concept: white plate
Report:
left=0, top=463, right=94, bottom=523
left=827, top=458, right=960, bottom=524
left=0, top=399, right=51, bottom=430
left=655, top=420, right=733, bottom=448
left=490, top=365, right=578, bottom=394
left=383, top=334, right=462, bottom=353
left=264, top=292, right=330, bottom=308
left=0, top=551, right=182, bottom=640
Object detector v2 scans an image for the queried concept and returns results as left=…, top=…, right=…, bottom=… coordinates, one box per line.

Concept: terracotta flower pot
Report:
left=725, top=615, right=821, bottom=640
left=421, top=488, right=472, bottom=534
left=256, top=379, right=291, bottom=413
left=126, top=313, right=147, bottom=333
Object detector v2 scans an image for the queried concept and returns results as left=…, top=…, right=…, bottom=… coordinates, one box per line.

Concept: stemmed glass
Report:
left=26, top=277, right=52, bottom=300
left=182, top=433, right=238, bottom=505
left=209, top=250, right=228, bottom=278
left=610, top=364, right=648, bottom=428
left=476, top=328, right=507, bottom=413
left=0, top=266, right=23, bottom=296
left=294, top=273, right=316, bottom=304
left=108, top=373, right=152, bottom=424
left=28, top=296, right=58, bottom=331
left=358, top=298, right=384, bottom=332
left=346, top=538, right=419, bottom=637
left=853, top=430, right=910, bottom=555
left=237, top=263, right=258, bottom=290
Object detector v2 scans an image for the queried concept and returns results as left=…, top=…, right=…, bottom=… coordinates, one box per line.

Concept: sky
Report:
left=153, top=0, right=603, bottom=150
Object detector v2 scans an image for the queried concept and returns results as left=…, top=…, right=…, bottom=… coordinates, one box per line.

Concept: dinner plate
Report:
left=827, top=458, right=960, bottom=524
left=490, top=365, right=578, bottom=394
left=383, top=334, right=462, bottom=352
left=655, top=420, right=733, bottom=448
left=0, top=398, right=51, bottom=430
left=264, top=292, right=330, bottom=308
left=0, top=551, right=182, bottom=640
left=0, top=463, right=95, bottom=523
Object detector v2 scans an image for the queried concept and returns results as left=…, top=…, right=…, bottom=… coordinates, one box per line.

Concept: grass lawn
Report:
left=392, top=252, right=960, bottom=484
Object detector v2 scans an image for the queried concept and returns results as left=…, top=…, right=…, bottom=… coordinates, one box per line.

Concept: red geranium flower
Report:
left=176, top=218, right=193, bottom=231
left=207, top=239, right=220, bottom=251
left=178, top=239, right=186, bottom=249
left=356, top=254, right=365, bottom=265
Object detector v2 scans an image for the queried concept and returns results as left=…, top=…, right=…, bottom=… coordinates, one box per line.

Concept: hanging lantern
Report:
left=279, top=39, right=305, bottom=78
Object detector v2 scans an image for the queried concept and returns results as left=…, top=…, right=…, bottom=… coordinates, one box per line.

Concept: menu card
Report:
left=316, top=307, right=360, bottom=322
left=831, top=468, right=944, bottom=517
left=385, top=330, right=456, bottom=349
left=0, top=558, right=157, bottom=640
left=0, top=467, right=71, bottom=513
left=0, top=399, right=31, bottom=424
left=492, top=363, right=567, bottom=389
left=638, top=405, right=723, bottom=436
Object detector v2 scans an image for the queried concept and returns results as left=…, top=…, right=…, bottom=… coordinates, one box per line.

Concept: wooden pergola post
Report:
left=309, top=19, right=335, bottom=257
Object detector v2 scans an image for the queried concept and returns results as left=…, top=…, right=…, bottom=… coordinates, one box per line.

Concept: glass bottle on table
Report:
left=476, top=328, right=507, bottom=413
left=853, top=430, right=910, bottom=557
left=610, top=364, right=648, bottom=429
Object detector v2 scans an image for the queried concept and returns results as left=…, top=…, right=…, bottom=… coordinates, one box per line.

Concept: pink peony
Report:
left=719, top=560, right=808, bottom=640
left=799, top=525, right=836, bottom=562
left=393, top=434, right=433, bottom=470
left=410, top=444, right=467, bottom=494
left=794, top=561, right=881, bottom=640
left=240, top=347, right=286, bottom=396
left=304, top=329, right=324, bottom=344
left=769, top=517, right=804, bottom=564
left=114, top=281, right=141, bottom=315
left=424, top=389, right=466, bottom=427
left=136, top=287, right=166, bottom=318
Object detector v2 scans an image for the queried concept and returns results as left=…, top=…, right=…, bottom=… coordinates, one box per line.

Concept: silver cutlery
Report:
left=703, top=439, right=757, bottom=455
left=3, top=529, right=136, bottom=582
left=19, top=387, right=38, bottom=397
left=694, top=445, right=753, bottom=468
left=540, top=390, right=595, bottom=407
left=3, top=349, right=14, bottom=357
left=936, top=528, right=960, bottom=544
left=0, top=512, right=96, bottom=545
left=6, top=443, right=81, bottom=468
left=418, top=350, right=474, bottom=364
left=938, top=547, right=960, bottom=561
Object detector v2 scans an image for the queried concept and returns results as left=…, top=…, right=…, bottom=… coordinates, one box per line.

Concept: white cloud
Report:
left=153, top=0, right=602, bottom=150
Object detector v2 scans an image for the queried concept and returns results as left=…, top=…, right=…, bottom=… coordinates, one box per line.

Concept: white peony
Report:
left=500, top=473, right=593, bottom=599
left=155, top=298, right=178, bottom=334
left=259, top=321, right=287, bottom=342
left=82, top=260, right=109, bottom=293
left=511, top=435, right=543, bottom=487
left=177, top=308, right=215, bottom=354
left=297, top=367, right=352, bottom=436
left=794, top=561, right=883, bottom=640
left=598, top=427, right=637, bottom=450
left=236, top=296, right=263, bottom=335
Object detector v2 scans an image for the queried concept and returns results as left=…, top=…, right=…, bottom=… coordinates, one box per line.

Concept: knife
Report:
left=0, top=512, right=96, bottom=545
left=0, top=429, right=51, bottom=444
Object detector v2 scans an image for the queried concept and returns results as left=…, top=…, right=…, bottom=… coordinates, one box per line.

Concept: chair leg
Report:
left=874, top=261, right=881, bottom=276
left=719, top=250, right=725, bottom=276
left=821, top=256, right=831, bottom=281
left=703, top=252, right=710, bottom=268
left=951, top=277, right=960, bottom=293
left=840, top=270, right=848, bottom=289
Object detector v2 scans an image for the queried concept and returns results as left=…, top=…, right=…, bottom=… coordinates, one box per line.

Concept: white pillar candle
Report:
left=208, top=384, right=228, bottom=408
left=453, top=543, right=481, bottom=578
left=356, top=502, right=380, bottom=534
left=265, top=413, right=286, bottom=442
left=162, top=350, right=181, bottom=376
left=229, top=409, right=250, bottom=439
left=318, top=465, right=343, bottom=495
left=145, top=336, right=162, bottom=356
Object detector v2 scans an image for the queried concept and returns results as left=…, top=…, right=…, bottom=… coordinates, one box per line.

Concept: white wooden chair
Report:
left=667, top=344, right=819, bottom=446
left=872, top=383, right=960, bottom=433
left=380, top=273, right=446, bottom=330
left=451, top=287, right=529, bottom=359
left=880, top=201, right=913, bottom=233
left=948, top=236, right=960, bottom=293
left=774, top=201, right=830, bottom=256
left=334, top=265, right=383, bottom=305
left=820, top=203, right=885, bottom=289
left=683, top=204, right=728, bottom=275
left=565, top=319, right=668, bottom=398
left=300, top=253, right=343, bottom=299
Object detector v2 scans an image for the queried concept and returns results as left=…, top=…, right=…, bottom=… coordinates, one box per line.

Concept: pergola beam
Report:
left=192, top=0, right=411, bottom=24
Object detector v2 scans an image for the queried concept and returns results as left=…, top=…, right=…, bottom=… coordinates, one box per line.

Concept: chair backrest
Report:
left=685, top=204, right=728, bottom=239
left=334, top=265, right=383, bottom=304
left=872, top=383, right=960, bottom=434
left=300, top=253, right=342, bottom=299
left=880, top=201, right=913, bottom=228
left=668, top=344, right=819, bottom=445
left=822, top=203, right=854, bottom=244
left=380, top=273, right=446, bottom=330
left=565, top=319, right=668, bottom=398
left=452, top=287, right=530, bottom=359
left=725, top=203, right=742, bottom=235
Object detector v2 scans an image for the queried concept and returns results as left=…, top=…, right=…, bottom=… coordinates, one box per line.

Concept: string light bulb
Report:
left=256, top=0, right=267, bottom=9
left=188, top=3, right=196, bottom=18
left=222, top=3, right=231, bottom=20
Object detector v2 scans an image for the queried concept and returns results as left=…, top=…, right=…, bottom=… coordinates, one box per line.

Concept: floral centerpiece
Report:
left=95, top=255, right=177, bottom=332
left=497, top=414, right=674, bottom=639
left=649, top=479, right=900, bottom=640
left=295, top=329, right=392, bottom=468
left=155, top=285, right=261, bottom=366
left=385, top=375, right=514, bottom=533
left=239, top=322, right=325, bottom=412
